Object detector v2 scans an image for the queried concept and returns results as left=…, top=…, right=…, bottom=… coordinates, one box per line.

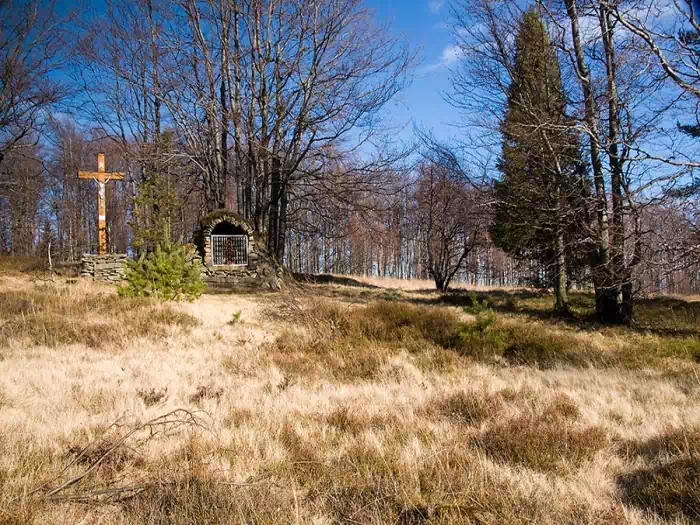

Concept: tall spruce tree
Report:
left=490, top=8, right=588, bottom=313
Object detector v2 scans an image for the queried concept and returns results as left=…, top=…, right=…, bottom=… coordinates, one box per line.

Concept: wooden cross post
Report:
left=78, top=153, right=124, bottom=256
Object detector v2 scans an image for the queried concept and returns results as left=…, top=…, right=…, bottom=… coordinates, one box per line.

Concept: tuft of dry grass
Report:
left=499, top=325, right=604, bottom=369
left=0, top=282, right=199, bottom=348
left=137, top=387, right=168, bottom=408
left=122, top=475, right=296, bottom=525
left=268, top=300, right=466, bottom=381
left=326, top=406, right=366, bottom=435
left=429, top=390, right=505, bottom=426
left=621, top=425, right=700, bottom=461
left=189, top=385, right=223, bottom=405
left=618, top=458, right=700, bottom=523
left=473, top=396, right=608, bottom=474
left=0, top=255, right=44, bottom=276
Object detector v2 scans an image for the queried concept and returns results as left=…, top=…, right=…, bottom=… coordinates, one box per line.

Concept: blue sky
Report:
left=367, top=0, right=458, bottom=142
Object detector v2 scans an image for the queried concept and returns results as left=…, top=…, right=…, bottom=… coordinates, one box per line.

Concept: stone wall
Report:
left=80, top=254, right=129, bottom=282
left=198, top=258, right=283, bottom=290
left=80, top=250, right=283, bottom=290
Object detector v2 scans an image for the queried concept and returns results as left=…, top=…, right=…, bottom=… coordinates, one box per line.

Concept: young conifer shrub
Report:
left=119, top=241, right=205, bottom=301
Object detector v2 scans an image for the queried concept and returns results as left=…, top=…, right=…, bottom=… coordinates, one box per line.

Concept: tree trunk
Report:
left=267, top=157, right=281, bottom=258
left=601, top=4, right=628, bottom=324
left=278, top=183, right=288, bottom=262
left=554, top=230, right=569, bottom=314
left=564, top=0, right=619, bottom=323
left=205, top=171, right=226, bottom=212
left=433, top=273, right=447, bottom=293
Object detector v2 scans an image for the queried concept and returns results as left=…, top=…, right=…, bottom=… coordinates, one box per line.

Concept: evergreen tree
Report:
left=490, top=8, right=589, bottom=313
left=119, top=239, right=205, bottom=301
left=130, top=132, right=182, bottom=251
left=130, top=170, right=181, bottom=251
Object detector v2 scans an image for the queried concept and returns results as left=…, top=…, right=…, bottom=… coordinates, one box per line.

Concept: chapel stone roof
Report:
left=198, top=210, right=254, bottom=235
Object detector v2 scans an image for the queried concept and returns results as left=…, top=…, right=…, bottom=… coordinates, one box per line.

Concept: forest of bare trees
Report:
left=1, top=0, right=699, bottom=319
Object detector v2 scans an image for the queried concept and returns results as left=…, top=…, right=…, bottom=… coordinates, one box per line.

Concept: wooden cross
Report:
left=78, top=153, right=124, bottom=256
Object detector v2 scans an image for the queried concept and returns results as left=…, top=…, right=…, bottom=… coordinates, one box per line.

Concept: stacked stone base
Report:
left=200, top=261, right=283, bottom=291
left=80, top=251, right=283, bottom=290
left=80, top=254, right=128, bottom=282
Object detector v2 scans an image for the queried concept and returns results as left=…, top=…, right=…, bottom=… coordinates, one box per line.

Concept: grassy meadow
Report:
left=1, top=260, right=700, bottom=524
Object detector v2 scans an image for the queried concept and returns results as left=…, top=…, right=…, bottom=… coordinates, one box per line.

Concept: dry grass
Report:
left=1, top=264, right=700, bottom=523
left=0, top=255, right=45, bottom=276
left=473, top=394, right=610, bottom=474
left=0, top=280, right=198, bottom=349
left=349, top=273, right=523, bottom=292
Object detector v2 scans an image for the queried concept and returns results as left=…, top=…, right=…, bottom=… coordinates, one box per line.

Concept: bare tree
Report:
left=0, top=0, right=71, bottom=168
left=414, top=161, right=486, bottom=292
left=79, top=0, right=416, bottom=260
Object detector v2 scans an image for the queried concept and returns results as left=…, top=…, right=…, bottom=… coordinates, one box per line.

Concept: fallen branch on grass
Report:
left=20, top=409, right=213, bottom=504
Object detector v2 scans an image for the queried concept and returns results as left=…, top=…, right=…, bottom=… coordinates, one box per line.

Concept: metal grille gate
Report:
left=211, top=235, right=248, bottom=265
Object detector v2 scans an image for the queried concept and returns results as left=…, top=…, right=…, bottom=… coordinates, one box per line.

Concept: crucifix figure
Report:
left=78, top=153, right=124, bottom=255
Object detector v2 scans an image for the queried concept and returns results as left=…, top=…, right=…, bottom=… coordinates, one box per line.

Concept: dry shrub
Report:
left=321, top=485, right=398, bottom=524
left=414, top=347, right=463, bottom=374
left=326, top=406, right=366, bottom=436
left=499, top=325, right=603, bottom=369
left=617, top=458, right=700, bottom=523
left=66, top=438, right=143, bottom=474
left=122, top=475, right=295, bottom=525
left=189, top=385, right=223, bottom=405
left=621, top=425, right=700, bottom=462
left=624, top=335, right=700, bottom=368
left=272, top=299, right=700, bottom=379
left=457, top=316, right=700, bottom=371
left=224, top=407, right=254, bottom=428
left=269, top=301, right=466, bottom=382
left=273, top=300, right=616, bottom=383
left=541, top=393, right=581, bottom=421
left=277, top=422, right=326, bottom=483
left=137, top=387, right=168, bottom=407
left=429, top=390, right=504, bottom=426
left=0, top=388, right=8, bottom=409
left=473, top=397, right=607, bottom=474
left=0, top=255, right=43, bottom=276
left=0, top=285, right=198, bottom=348
left=352, top=301, right=459, bottom=348
left=323, top=408, right=399, bottom=438
left=498, top=386, right=539, bottom=403
left=328, top=346, right=386, bottom=381
left=635, top=296, right=700, bottom=334
left=271, top=330, right=388, bottom=382
left=282, top=300, right=460, bottom=349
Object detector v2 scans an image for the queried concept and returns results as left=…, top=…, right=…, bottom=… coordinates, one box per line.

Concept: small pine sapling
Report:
left=119, top=241, right=205, bottom=301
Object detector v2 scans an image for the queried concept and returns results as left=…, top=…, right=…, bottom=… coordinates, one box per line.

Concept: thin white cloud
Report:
left=428, top=0, right=444, bottom=14
left=419, top=44, right=465, bottom=74
left=441, top=44, right=464, bottom=65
